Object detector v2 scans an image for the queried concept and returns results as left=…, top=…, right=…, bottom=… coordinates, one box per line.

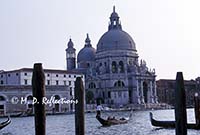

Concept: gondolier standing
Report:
left=96, top=105, right=103, bottom=117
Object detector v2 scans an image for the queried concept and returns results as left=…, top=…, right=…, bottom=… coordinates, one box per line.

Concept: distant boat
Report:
left=149, top=112, right=200, bottom=129
left=0, top=112, right=23, bottom=118
left=0, top=116, right=11, bottom=130
left=10, top=112, right=23, bottom=117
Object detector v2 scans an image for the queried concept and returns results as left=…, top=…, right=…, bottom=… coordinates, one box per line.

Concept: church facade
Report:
left=66, top=7, right=158, bottom=106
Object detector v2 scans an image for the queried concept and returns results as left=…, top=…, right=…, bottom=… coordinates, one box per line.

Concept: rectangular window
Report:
left=56, top=80, right=59, bottom=85
left=0, top=80, right=3, bottom=85
left=74, top=75, right=76, bottom=78
left=47, top=74, right=50, bottom=77
left=70, top=90, right=72, bottom=96
left=64, top=75, right=66, bottom=77
left=0, top=105, right=4, bottom=109
left=8, top=74, right=10, bottom=77
left=16, top=73, right=18, bottom=76
left=70, top=87, right=72, bottom=96
left=24, top=73, right=27, bottom=76
left=108, top=91, right=111, bottom=98
left=69, top=75, right=71, bottom=78
left=47, top=80, right=50, bottom=85
left=56, top=74, right=58, bottom=77
left=69, top=81, right=71, bottom=86
left=24, top=79, right=28, bottom=85
left=1, top=75, right=3, bottom=78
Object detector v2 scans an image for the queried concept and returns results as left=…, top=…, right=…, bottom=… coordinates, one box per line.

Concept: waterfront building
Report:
left=156, top=79, right=198, bottom=107
left=66, top=7, right=158, bottom=107
left=0, top=68, right=84, bottom=115
left=0, top=68, right=84, bottom=97
left=0, top=85, right=70, bottom=115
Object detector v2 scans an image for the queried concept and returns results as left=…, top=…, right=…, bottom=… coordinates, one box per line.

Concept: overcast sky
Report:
left=0, top=0, right=199, bottom=80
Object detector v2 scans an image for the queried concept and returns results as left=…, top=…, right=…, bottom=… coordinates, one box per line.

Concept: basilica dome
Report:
left=97, top=29, right=136, bottom=52
left=96, top=7, right=136, bottom=53
left=77, top=34, right=96, bottom=63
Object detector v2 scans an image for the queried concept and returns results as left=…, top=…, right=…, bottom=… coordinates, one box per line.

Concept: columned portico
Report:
left=136, top=80, right=141, bottom=104
left=150, top=81, right=154, bottom=103
left=153, top=81, right=158, bottom=103
left=140, top=80, right=145, bottom=104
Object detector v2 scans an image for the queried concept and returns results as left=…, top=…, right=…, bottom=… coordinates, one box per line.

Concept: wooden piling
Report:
left=75, top=77, right=85, bottom=135
left=194, top=93, right=200, bottom=127
left=32, top=63, right=46, bottom=135
left=175, top=72, right=187, bottom=135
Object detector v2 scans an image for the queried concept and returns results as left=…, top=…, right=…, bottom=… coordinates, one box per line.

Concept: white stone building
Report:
left=66, top=7, right=158, bottom=107
left=0, top=68, right=84, bottom=97
left=0, top=68, right=84, bottom=115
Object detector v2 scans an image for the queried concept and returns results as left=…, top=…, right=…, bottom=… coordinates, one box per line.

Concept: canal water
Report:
left=0, top=109, right=200, bottom=135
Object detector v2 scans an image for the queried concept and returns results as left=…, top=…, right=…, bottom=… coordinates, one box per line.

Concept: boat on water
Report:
left=96, top=110, right=132, bottom=126
left=149, top=112, right=200, bottom=129
left=0, top=112, right=23, bottom=118
left=0, top=116, right=11, bottom=130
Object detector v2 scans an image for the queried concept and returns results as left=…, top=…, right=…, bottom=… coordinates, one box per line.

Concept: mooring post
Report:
left=175, top=72, right=187, bottom=135
left=32, top=63, right=46, bottom=135
left=194, top=93, right=200, bottom=127
left=75, top=77, right=85, bottom=135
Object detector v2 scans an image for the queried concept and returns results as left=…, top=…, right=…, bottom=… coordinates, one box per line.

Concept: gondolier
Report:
left=96, top=105, right=103, bottom=117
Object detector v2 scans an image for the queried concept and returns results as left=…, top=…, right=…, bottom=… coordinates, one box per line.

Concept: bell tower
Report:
left=66, top=38, right=76, bottom=70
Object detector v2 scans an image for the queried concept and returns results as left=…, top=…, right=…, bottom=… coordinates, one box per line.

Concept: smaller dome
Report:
left=67, top=38, right=74, bottom=48
left=77, top=47, right=96, bottom=62
left=77, top=34, right=96, bottom=62
left=65, top=38, right=75, bottom=52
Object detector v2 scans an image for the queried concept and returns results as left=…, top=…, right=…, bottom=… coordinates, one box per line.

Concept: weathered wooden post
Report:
left=75, top=77, right=85, bottom=135
left=32, top=63, right=46, bottom=135
left=175, top=72, right=187, bottom=135
left=194, top=93, right=200, bottom=127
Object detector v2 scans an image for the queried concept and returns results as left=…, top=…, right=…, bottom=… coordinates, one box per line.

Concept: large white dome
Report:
left=96, top=6, right=136, bottom=53
left=97, top=29, right=136, bottom=53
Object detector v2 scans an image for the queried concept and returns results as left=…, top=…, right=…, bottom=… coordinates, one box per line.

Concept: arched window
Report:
left=0, top=95, right=6, bottom=115
left=27, top=95, right=33, bottom=101
left=119, top=61, right=124, bottom=73
left=114, top=81, right=125, bottom=87
left=0, top=96, right=5, bottom=101
left=26, top=95, right=33, bottom=112
left=112, top=61, right=117, bottom=73
left=89, top=82, right=96, bottom=89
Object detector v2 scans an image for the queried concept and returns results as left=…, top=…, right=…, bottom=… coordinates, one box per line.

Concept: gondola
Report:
left=149, top=112, right=200, bottom=129
left=10, top=112, right=23, bottom=117
left=96, top=110, right=131, bottom=126
left=0, top=116, right=11, bottom=130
